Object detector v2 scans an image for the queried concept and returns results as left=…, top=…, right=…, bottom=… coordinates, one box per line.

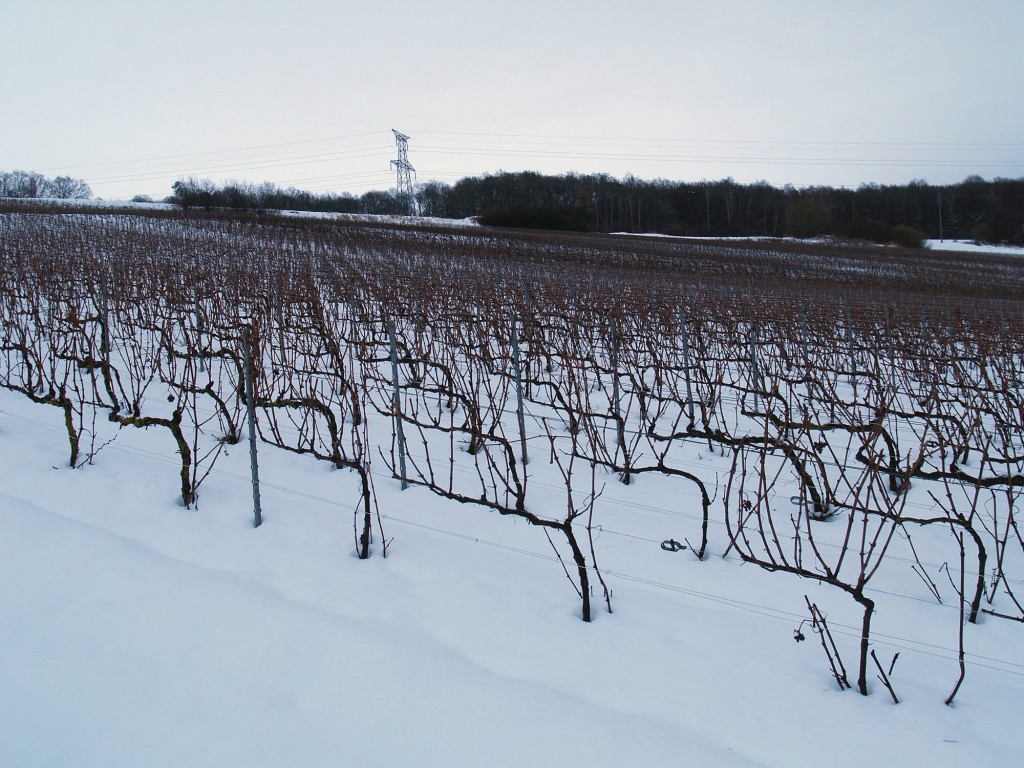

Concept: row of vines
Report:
left=2, top=209, right=1022, bottom=703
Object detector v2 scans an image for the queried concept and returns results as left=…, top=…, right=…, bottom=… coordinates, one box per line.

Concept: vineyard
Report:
left=2, top=207, right=1023, bottom=709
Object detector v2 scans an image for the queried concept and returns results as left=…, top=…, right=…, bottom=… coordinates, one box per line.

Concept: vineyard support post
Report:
left=678, top=307, right=695, bottom=427
left=749, top=314, right=760, bottom=414
left=241, top=325, right=263, bottom=528
left=194, top=285, right=205, bottom=373
left=801, top=299, right=813, bottom=405
left=523, top=283, right=532, bottom=398
left=885, top=305, right=897, bottom=393
left=348, top=284, right=359, bottom=340
left=846, top=301, right=857, bottom=393
left=99, top=271, right=110, bottom=360
left=388, top=319, right=408, bottom=490
left=609, top=314, right=627, bottom=475
left=511, top=315, right=528, bottom=466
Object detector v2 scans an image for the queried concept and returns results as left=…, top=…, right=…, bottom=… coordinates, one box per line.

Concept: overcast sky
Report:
left=3, top=0, right=1022, bottom=199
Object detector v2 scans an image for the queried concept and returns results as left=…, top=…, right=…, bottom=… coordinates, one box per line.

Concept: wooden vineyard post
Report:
left=194, top=285, right=205, bottom=373
left=801, top=299, right=813, bottom=405
left=241, top=324, right=263, bottom=528
left=677, top=307, right=695, bottom=428
left=511, top=315, right=528, bottom=467
left=388, top=319, right=408, bottom=490
left=522, top=283, right=532, bottom=399
left=885, top=305, right=897, bottom=394
left=846, top=301, right=857, bottom=396
left=609, top=313, right=629, bottom=481
left=749, top=312, right=761, bottom=415
left=99, top=271, right=111, bottom=360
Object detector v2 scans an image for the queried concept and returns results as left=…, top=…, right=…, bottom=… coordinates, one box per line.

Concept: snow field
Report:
left=2, top=210, right=1024, bottom=767
left=2, top=384, right=1023, bottom=768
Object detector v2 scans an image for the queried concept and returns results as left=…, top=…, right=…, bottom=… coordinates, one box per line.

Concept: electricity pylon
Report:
left=391, top=129, right=417, bottom=215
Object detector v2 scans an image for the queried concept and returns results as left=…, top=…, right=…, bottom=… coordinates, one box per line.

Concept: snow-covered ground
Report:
left=273, top=209, right=479, bottom=228
left=3, top=381, right=1023, bottom=767
left=6, top=197, right=481, bottom=230
left=925, top=239, right=1024, bottom=256
left=15, top=199, right=1024, bottom=252
left=614, top=231, right=1024, bottom=256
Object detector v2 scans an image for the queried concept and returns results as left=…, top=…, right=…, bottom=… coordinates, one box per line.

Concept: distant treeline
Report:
left=169, top=178, right=363, bottom=215
left=427, top=172, right=1024, bottom=246
left=167, top=172, right=1024, bottom=246
left=1, top=170, right=92, bottom=200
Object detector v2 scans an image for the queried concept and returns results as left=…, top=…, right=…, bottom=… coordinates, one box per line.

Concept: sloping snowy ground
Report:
left=18, top=199, right=1024, bottom=254
left=924, top=239, right=1024, bottom=256
left=1, top=386, right=1022, bottom=767
left=614, top=229, right=1024, bottom=256
left=9, top=197, right=481, bottom=230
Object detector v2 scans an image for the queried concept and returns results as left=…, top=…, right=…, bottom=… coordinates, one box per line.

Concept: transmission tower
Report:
left=391, top=129, right=417, bottom=215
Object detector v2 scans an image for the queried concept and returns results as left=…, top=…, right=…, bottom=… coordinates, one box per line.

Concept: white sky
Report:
left=3, top=0, right=1022, bottom=199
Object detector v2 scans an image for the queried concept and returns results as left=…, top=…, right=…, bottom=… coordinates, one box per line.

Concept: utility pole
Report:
left=937, top=192, right=944, bottom=242
left=391, top=129, right=417, bottom=216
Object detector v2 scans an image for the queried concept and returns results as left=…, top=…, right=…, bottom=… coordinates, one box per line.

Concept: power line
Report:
left=37, top=131, right=391, bottom=174
left=63, top=126, right=1021, bottom=199
left=412, top=145, right=1024, bottom=170
left=86, top=147, right=394, bottom=185
left=410, top=130, right=1024, bottom=151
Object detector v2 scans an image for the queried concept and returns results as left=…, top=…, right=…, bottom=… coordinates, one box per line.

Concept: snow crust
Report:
left=5, top=197, right=480, bottom=229
left=2, top=384, right=1022, bottom=767
left=924, top=239, right=1024, bottom=256
left=615, top=232, right=1024, bottom=256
